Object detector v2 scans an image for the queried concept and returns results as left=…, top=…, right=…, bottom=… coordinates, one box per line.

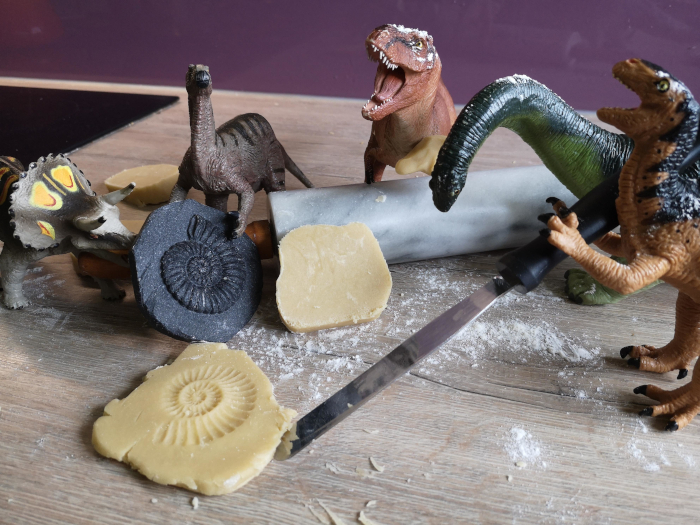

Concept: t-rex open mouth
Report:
left=362, top=45, right=406, bottom=119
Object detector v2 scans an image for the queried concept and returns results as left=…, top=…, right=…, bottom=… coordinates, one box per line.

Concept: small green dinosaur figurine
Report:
left=429, top=74, right=700, bottom=304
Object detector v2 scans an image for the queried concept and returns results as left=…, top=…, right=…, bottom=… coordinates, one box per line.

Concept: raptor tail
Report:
left=280, top=145, right=314, bottom=188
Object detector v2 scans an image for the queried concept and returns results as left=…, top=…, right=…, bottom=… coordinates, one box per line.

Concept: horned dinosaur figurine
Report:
left=542, top=58, right=700, bottom=431
left=362, top=24, right=456, bottom=184
left=429, top=73, right=700, bottom=305
left=0, top=154, right=135, bottom=309
left=170, top=64, right=314, bottom=238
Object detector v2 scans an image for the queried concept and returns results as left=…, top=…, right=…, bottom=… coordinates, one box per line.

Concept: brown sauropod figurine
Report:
left=170, top=64, right=314, bottom=238
left=542, top=58, right=700, bottom=431
left=362, top=24, right=456, bottom=184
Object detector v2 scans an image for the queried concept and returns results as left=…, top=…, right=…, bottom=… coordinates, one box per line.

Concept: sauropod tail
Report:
left=280, top=145, right=314, bottom=188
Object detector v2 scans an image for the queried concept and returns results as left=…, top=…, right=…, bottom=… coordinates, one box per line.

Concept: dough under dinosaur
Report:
left=105, top=164, right=179, bottom=207
left=276, top=223, right=392, bottom=332
left=92, top=342, right=296, bottom=495
left=395, top=135, right=446, bottom=176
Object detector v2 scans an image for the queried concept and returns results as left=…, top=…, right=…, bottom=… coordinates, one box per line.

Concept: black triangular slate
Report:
left=0, top=86, right=178, bottom=165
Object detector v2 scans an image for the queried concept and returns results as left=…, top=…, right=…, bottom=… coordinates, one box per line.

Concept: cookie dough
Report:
left=92, top=342, right=296, bottom=495
left=105, top=164, right=179, bottom=207
left=395, top=135, right=446, bottom=175
left=276, top=223, right=392, bottom=333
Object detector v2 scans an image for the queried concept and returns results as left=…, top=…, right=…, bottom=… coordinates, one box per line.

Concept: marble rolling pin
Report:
left=76, top=165, right=575, bottom=277
left=268, top=165, right=575, bottom=264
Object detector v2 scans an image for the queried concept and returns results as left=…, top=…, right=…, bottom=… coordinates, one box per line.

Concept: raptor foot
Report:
left=620, top=342, right=694, bottom=374
left=635, top=382, right=700, bottom=431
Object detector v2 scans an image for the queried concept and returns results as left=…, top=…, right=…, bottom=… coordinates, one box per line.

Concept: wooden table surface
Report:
left=0, top=78, right=696, bottom=525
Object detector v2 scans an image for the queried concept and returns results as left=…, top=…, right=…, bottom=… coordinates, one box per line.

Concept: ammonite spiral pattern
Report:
left=154, top=364, right=257, bottom=446
left=161, top=214, right=246, bottom=314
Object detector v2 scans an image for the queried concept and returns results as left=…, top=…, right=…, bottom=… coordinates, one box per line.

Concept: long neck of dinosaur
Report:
left=189, top=90, right=216, bottom=158
left=432, top=76, right=634, bottom=199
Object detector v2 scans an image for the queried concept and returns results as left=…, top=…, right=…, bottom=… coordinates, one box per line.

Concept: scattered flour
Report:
left=457, top=319, right=598, bottom=363
left=504, top=427, right=547, bottom=469
left=624, top=420, right=695, bottom=472
left=233, top=263, right=601, bottom=413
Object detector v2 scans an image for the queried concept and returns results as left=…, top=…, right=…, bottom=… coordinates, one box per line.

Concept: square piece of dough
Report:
left=92, top=343, right=296, bottom=495
left=276, top=223, right=392, bottom=333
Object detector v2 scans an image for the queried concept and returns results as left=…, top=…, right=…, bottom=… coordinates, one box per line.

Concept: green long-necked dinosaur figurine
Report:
left=428, top=74, right=700, bottom=305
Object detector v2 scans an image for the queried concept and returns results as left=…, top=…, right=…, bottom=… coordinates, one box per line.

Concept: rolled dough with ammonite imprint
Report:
left=92, top=343, right=296, bottom=495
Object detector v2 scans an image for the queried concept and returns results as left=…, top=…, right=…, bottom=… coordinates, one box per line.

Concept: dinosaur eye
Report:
left=413, top=41, right=423, bottom=50
left=656, top=79, right=670, bottom=92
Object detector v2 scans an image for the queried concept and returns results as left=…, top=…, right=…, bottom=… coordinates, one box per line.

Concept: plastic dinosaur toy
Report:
left=542, top=58, right=700, bottom=431
left=429, top=73, right=700, bottom=305
left=169, top=64, right=314, bottom=238
left=0, top=154, right=135, bottom=309
left=362, top=24, right=456, bottom=184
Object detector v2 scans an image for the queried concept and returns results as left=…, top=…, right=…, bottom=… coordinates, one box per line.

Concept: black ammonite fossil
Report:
left=161, top=215, right=245, bottom=314
left=130, top=199, right=262, bottom=342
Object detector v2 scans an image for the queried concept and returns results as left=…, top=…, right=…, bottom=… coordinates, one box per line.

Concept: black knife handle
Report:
left=496, top=174, right=620, bottom=292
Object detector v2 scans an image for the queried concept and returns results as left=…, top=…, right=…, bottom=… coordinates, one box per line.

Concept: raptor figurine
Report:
left=170, top=64, right=314, bottom=238
left=429, top=73, right=700, bottom=305
left=542, top=59, right=700, bottom=431
left=0, top=154, right=135, bottom=309
left=362, top=24, right=456, bottom=184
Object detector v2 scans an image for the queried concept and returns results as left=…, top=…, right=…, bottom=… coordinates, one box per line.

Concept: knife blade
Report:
left=275, top=173, right=621, bottom=460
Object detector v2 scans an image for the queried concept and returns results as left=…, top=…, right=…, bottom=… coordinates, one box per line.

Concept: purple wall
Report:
left=2, top=0, right=699, bottom=110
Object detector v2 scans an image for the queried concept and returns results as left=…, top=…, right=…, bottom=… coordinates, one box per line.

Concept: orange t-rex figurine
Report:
left=541, top=58, right=700, bottom=431
left=361, top=24, right=456, bottom=183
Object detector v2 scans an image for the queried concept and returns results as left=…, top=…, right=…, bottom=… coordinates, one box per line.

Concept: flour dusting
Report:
left=504, top=427, right=547, bottom=469
left=624, top=420, right=695, bottom=472
left=458, top=319, right=597, bottom=362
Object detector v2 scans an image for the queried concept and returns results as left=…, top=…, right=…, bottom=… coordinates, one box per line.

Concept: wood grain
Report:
left=0, top=77, right=696, bottom=525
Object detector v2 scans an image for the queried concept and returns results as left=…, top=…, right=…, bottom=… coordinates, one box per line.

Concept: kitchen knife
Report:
left=275, top=173, right=620, bottom=460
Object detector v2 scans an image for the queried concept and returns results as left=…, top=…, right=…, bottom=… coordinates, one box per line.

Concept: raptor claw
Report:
left=620, top=346, right=634, bottom=358
left=545, top=197, right=560, bottom=204
left=666, top=421, right=679, bottom=432
left=639, top=407, right=653, bottom=416
left=628, top=357, right=641, bottom=368
left=539, top=228, right=551, bottom=238
left=678, top=369, right=689, bottom=380
left=633, top=385, right=647, bottom=395
left=558, top=206, right=572, bottom=218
